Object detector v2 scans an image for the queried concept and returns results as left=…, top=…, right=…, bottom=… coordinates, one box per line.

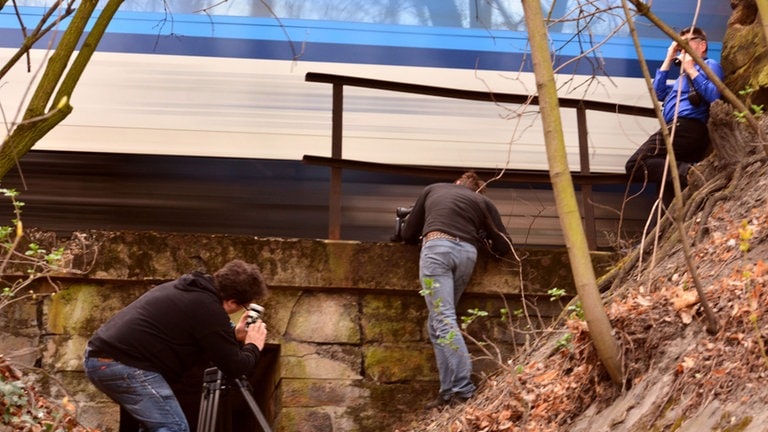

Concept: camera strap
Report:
left=684, top=73, right=696, bottom=92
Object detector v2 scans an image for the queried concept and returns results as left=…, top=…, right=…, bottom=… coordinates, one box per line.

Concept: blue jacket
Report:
left=655, top=58, right=724, bottom=124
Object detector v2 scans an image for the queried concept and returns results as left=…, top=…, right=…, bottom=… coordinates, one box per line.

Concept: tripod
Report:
left=197, top=367, right=272, bottom=432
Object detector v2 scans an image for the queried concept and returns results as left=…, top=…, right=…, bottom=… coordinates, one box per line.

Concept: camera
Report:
left=245, top=303, right=265, bottom=327
left=390, top=206, right=413, bottom=242
left=673, top=57, right=682, bottom=67
left=687, top=91, right=702, bottom=106
left=396, top=206, right=412, bottom=219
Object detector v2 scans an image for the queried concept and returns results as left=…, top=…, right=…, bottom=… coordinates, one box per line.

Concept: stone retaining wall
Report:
left=0, top=231, right=613, bottom=431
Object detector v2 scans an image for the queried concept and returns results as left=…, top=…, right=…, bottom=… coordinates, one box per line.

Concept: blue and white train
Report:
left=2, top=0, right=730, bottom=170
left=0, top=1, right=732, bottom=245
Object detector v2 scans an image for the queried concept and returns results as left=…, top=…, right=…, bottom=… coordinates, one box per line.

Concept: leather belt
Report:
left=424, top=231, right=460, bottom=243
left=87, top=347, right=115, bottom=362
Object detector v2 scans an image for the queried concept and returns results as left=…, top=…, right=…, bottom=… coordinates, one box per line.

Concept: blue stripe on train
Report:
left=1, top=7, right=721, bottom=78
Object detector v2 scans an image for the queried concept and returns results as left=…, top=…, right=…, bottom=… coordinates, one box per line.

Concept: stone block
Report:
left=0, top=298, right=39, bottom=337
left=281, top=342, right=362, bottom=380
left=356, top=381, right=439, bottom=429
left=0, top=334, right=40, bottom=367
left=42, top=334, right=88, bottom=372
left=360, top=294, right=426, bottom=342
left=276, top=407, right=334, bottom=432
left=285, top=292, right=360, bottom=344
left=256, top=288, right=302, bottom=342
left=363, top=343, right=436, bottom=383
left=76, top=401, right=120, bottom=432
left=280, top=378, right=368, bottom=407
left=62, top=231, right=590, bottom=294
left=46, top=283, right=146, bottom=336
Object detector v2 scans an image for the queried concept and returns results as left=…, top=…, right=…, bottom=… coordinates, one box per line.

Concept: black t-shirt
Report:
left=401, top=182, right=511, bottom=256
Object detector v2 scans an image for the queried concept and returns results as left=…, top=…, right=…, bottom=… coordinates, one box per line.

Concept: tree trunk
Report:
left=521, top=0, right=624, bottom=385
left=0, top=0, right=124, bottom=179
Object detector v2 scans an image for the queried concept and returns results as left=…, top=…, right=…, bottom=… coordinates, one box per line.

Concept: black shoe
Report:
left=424, top=396, right=451, bottom=410
left=451, top=395, right=471, bottom=405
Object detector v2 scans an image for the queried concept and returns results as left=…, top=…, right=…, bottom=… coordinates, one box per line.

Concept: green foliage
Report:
left=461, top=308, right=488, bottom=330
left=738, top=85, right=756, bottom=97
left=567, top=301, right=584, bottom=320
left=0, top=187, right=88, bottom=430
left=734, top=85, right=764, bottom=123
left=555, top=332, right=573, bottom=351
left=431, top=297, right=443, bottom=314
left=1, top=374, right=75, bottom=431
left=437, top=329, right=459, bottom=350
left=1, top=377, right=34, bottom=426
left=547, top=287, right=567, bottom=301
left=0, top=188, right=67, bottom=312
left=1, top=378, right=28, bottom=409
left=419, top=277, right=436, bottom=297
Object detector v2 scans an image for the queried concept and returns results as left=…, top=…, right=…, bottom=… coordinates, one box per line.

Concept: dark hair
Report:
left=456, top=171, right=487, bottom=195
left=214, top=260, right=268, bottom=305
left=680, top=26, right=708, bottom=53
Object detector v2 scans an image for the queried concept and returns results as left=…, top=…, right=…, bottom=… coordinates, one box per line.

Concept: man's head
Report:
left=455, top=171, right=487, bottom=195
left=214, top=259, right=268, bottom=307
left=679, top=26, right=708, bottom=55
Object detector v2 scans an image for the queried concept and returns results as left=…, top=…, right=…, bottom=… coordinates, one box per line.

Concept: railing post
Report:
left=577, top=102, right=597, bottom=250
left=328, top=83, right=343, bottom=240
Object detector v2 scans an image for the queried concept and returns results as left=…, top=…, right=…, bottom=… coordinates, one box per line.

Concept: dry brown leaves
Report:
left=401, top=162, right=768, bottom=431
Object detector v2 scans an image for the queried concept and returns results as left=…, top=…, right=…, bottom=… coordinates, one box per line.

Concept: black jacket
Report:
left=87, top=272, right=260, bottom=381
left=401, top=182, right=511, bottom=256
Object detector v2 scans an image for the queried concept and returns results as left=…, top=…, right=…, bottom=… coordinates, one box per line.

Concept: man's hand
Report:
left=681, top=54, right=699, bottom=80
left=661, top=40, right=679, bottom=70
left=245, top=320, right=267, bottom=350
left=234, top=311, right=249, bottom=342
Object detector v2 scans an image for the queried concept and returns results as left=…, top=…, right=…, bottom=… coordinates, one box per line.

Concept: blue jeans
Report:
left=84, top=354, right=189, bottom=432
left=419, top=238, right=477, bottom=400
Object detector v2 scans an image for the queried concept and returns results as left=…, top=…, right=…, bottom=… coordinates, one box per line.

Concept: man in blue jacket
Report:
left=625, top=26, right=724, bottom=200
left=84, top=259, right=268, bottom=432
left=401, top=171, right=511, bottom=409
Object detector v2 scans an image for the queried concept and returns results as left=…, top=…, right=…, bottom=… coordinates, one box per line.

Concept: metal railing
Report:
left=304, top=72, right=656, bottom=249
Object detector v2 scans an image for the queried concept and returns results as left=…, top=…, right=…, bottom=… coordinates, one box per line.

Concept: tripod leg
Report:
left=235, top=378, right=272, bottom=432
left=197, top=387, right=212, bottom=432
left=197, top=368, right=225, bottom=432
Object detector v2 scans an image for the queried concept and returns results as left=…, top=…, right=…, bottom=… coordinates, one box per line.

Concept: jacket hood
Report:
left=174, top=272, right=220, bottom=299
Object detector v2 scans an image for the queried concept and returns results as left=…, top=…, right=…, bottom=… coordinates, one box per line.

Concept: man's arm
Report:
left=483, top=201, right=512, bottom=257
left=686, top=59, right=724, bottom=104
left=401, top=189, right=428, bottom=244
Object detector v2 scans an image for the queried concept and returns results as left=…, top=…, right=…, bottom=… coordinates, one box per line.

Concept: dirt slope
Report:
left=398, top=118, right=768, bottom=431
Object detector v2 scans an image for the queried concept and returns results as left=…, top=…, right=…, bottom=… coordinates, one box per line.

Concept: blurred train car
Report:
left=0, top=1, right=731, bottom=247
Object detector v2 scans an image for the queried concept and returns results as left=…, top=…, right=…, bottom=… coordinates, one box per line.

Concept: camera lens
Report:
left=246, top=303, right=265, bottom=326
left=673, top=57, right=682, bottom=66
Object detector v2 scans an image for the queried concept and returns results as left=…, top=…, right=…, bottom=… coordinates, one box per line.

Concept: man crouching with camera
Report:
left=625, top=26, right=724, bottom=204
left=84, top=259, right=268, bottom=432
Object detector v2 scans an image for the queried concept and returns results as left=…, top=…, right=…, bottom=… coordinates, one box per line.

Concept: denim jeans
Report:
left=419, top=238, right=477, bottom=401
left=84, top=354, right=189, bottom=432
